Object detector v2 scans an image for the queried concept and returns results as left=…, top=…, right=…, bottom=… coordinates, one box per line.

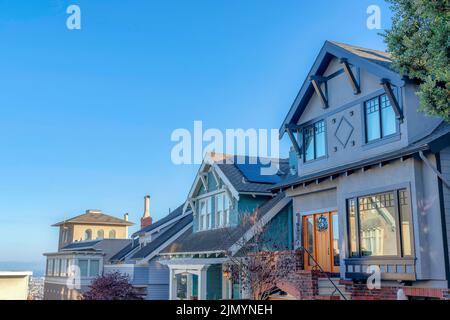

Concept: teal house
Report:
left=159, top=153, right=293, bottom=300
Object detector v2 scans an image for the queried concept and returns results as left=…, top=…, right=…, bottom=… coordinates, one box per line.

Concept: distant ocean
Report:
left=0, top=261, right=45, bottom=277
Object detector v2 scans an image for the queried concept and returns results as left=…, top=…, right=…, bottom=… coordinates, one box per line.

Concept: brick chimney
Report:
left=140, top=195, right=152, bottom=228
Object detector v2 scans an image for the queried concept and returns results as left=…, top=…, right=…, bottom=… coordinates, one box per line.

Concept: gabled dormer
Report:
left=280, top=41, right=443, bottom=177
left=183, top=153, right=289, bottom=233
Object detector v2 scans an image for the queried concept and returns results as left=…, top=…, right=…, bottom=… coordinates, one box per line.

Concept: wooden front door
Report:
left=303, top=212, right=340, bottom=273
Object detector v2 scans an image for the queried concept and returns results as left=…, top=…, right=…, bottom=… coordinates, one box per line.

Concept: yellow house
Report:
left=52, top=209, right=133, bottom=250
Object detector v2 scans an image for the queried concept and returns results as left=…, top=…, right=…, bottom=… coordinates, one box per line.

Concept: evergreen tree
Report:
left=383, top=0, right=449, bottom=122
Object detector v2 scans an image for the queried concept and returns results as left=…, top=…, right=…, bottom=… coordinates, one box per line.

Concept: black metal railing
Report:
left=301, top=246, right=348, bottom=300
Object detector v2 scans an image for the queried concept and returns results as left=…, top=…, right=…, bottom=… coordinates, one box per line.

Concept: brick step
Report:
left=314, top=295, right=341, bottom=300
left=318, top=278, right=352, bottom=300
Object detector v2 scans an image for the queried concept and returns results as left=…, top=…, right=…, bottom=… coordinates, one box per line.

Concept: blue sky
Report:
left=0, top=0, right=393, bottom=271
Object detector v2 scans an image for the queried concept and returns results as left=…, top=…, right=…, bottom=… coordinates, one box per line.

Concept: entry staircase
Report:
left=317, top=277, right=352, bottom=300
left=302, top=246, right=352, bottom=300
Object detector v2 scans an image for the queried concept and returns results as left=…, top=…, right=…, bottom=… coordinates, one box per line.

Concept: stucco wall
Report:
left=294, top=57, right=442, bottom=179
left=43, top=282, right=85, bottom=300
left=287, top=157, right=448, bottom=284
left=71, top=224, right=128, bottom=242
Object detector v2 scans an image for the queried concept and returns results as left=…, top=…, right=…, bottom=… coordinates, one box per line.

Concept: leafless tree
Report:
left=223, top=208, right=302, bottom=300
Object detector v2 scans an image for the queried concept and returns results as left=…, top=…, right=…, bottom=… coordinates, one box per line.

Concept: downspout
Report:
left=419, top=151, right=450, bottom=289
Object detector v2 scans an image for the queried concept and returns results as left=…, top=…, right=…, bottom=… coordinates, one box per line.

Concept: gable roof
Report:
left=161, top=192, right=290, bottom=255
left=129, top=213, right=193, bottom=260
left=217, top=156, right=290, bottom=194
left=132, top=204, right=184, bottom=237
left=109, top=238, right=140, bottom=262
left=186, top=154, right=290, bottom=205
left=52, top=210, right=133, bottom=227
left=280, top=41, right=404, bottom=138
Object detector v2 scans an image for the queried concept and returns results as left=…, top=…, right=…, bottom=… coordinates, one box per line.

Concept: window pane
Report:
left=47, top=259, right=54, bottom=276
left=206, top=198, right=211, bottom=229
left=84, top=229, right=92, bottom=240
left=224, top=194, right=230, bottom=210
left=89, top=260, right=100, bottom=277
left=348, top=199, right=358, bottom=257
left=217, top=194, right=223, bottom=211
left=79, top=260, right=88, bottom=277
left=176, top=274, right=188, bottom=299
left=224, top=209, right=229, bottom=226
left=380, top=94, right=396, bottom=137
left=365, top=97, right=381, bottom=142
left=306, top=217, right=314, bottom=266
left=399, top=189, right=412, bottom=256
left=216, top=194, right=223, bottom=228
left=332, top=214, right=340, bottom=266
left=66, top=259, right=70, bottom=276
left=304, top=126, right=315, bottom=161
left=358, top=192, right=398, bottom=256
left=54, top=259, right=60, bottom=276
left=314, top=121, right=326, bottom=158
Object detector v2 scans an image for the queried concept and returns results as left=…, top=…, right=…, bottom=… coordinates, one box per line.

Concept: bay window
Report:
left=347, top=188, right=413, bottom=258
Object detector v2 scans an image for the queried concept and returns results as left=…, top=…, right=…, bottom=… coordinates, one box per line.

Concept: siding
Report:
left=146, top=284, right=169, bottom=300
left=133, top=266, right=149, bottom=285
left=261, top=204, right=293, bottom=251
left=146, top=260, right=169, bottom=300
left=148, top=260, right=169, bottom=285
left=440, top=147, right=450, bottom=268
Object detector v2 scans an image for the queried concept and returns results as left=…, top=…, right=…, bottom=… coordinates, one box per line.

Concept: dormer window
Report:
left=198, top=198, right=212, bottom=231
left=215, top=193, right=230, bottom=228
left=303, top=120, right=326, bottom=162
left=364, top=94, right=397, bottom=143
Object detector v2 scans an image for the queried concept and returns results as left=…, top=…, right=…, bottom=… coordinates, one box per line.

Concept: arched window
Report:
left=109, top=230, right=116, bottom=239
left=84, top=229, right=92, bottom=241
left=97, top=230, right=104, bottom=239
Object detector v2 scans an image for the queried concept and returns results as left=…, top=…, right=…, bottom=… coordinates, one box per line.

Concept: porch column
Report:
left=198, top=266, right=209, bottom=300
left=168, top=268, right=177, bottom=300
left=187, top=274, right=192, bottom=300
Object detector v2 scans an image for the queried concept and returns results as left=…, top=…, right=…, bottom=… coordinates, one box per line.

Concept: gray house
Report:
left=105, top=202, right=193, bottom=300
left=276, top=41, right=450, bottom=299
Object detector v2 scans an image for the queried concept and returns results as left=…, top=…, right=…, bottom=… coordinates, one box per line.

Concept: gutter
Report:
left=274, top=145, right=429, bottom=191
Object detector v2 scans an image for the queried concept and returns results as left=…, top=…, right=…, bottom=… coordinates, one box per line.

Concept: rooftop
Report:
left=52, top=209, right=134, bottom=227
